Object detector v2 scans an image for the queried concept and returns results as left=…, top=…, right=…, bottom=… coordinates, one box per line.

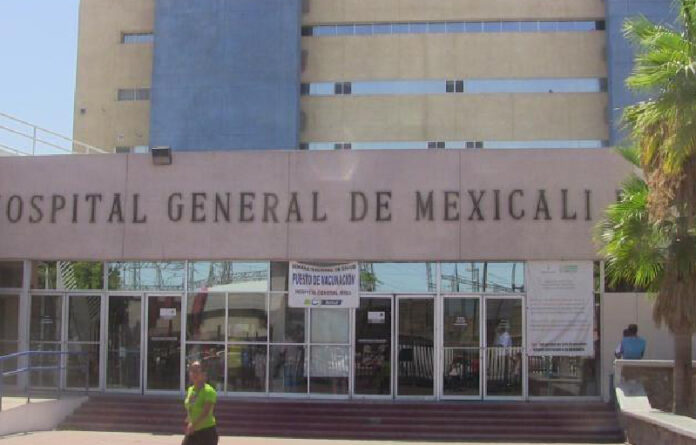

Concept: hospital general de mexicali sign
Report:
left=0, top=188, right=593, bottom=225
left=0, top=150, right=631, bottom=261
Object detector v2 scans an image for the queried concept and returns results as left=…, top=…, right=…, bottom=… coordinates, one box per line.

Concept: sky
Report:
left=0, top=0, right=79, bottom=139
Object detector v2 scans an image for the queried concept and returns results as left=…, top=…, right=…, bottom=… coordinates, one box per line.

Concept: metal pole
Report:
left=85, top=354, right=89, bottom=395
left=32, top=126, right=37, bottom=156
left=57, top=352, right=61, bottom=400
left=0, top=359, right=4, bottom=413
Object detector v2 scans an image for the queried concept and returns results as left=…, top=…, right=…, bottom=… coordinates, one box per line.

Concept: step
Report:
left=60, top=396, right=624, bottom=443
left=60, top=422, right=624, bottom=443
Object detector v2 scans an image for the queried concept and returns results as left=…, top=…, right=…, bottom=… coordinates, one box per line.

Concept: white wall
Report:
left=601, top=292, right=696, bottom=401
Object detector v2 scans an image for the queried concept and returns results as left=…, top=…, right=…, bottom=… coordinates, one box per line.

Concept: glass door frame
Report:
left=104, top=291, right=144, bottom=394
left=482, top=294, right=527, bottom=401
left=144, top=292, right=185, bottom=395
left=352, top=294, right=394, bottom=400
left=394, top=294, right=437, bottom=400
left=439, top=294, right=483, bottom=400
left=63, top=292, right=105, bottom=391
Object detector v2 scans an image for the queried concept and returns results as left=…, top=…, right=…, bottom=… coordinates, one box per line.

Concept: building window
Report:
left=302, top=20, right=606, bottom=37
left=121, top=32, right=154, bottom=44
left=334, top=82, right=352, bottom=95
left=117, top=88, right=150, bottom=101
left=115, top=146, right=149, bottom=154
left=303, top=78, right=605, bottom=96
left=302, top=140, right=606, bottom=151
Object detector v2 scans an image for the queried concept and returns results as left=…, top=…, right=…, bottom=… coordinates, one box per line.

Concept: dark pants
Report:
left=182, top=426, right=218, bottom=445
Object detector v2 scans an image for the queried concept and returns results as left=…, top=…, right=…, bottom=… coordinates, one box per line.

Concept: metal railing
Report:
left=0, top=350, right=90, bottom=412
left=0, top=112, right=107, bottom=156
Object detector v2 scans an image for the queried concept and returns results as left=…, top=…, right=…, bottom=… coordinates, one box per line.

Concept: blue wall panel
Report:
left=606, top=0, right=676, bottom=144
left=150, top=0, right=301, bottom=151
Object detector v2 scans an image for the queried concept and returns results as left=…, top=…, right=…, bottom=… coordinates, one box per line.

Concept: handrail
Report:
left=0, top=112, right=108, bottom=156
left=0, top=350, right=91, bottom=412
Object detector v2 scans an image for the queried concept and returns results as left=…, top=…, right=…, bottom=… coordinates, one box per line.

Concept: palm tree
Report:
left=600, top=0, right=696, bottom=416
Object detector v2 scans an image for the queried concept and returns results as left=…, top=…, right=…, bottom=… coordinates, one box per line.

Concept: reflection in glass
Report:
left=443, top=298, right=479, bottom=347
left=108, top=261, right=185, bottom=291
left=310, top=346, right=349, bottom=394
left=0, top=295, right=19, bottom=341
left=311, top=309, right=349, bottom=344
left=0, top=341, right=18, bottom=385
left=66, top=343, right=99, bottom=388
left=147, top=296, right=181, bottom=390
left=68, top=296, right=101, bottom=342
left=360, top=263, right=436, bottom=293
left=440, top=262, right=524, bottom=293
left=186, top=344, right=225, bottom=391
left=398, top=299, right=434, bottom=396
left=31, top=261, right=104, bottom=290
left=188, top=261, right=269, bottom=292
left=107, top=296, right=141, bottom=389
left=187, top=292, right=225, bottom=341
left=269, top=294, right=305, bottom=343
left=443, top=349, right=480, bottom=396
left=29, top=342, right=59, bottom=387
left=227, top=345, right=266, bottom=392
left=0, top=261, right=23, bottom=288
left=355, top=298, right=391, bottom=395
left=30, top=295, right=62, bottom=341
left=485, top=298, right=523, bottom=396
left=486, top=347, right=523, bottom=396
left=270, top=262, right=288, bottom=291
left=269, top=345, right=307, bottom=393
left=228, top=293, right=267, bottom=342
left=528, top=356, right=599, bottom=396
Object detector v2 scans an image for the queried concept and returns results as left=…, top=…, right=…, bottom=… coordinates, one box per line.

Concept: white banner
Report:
left=526, top=261, right=595, bottom=357
left=289, top=262, right=360, bottom=308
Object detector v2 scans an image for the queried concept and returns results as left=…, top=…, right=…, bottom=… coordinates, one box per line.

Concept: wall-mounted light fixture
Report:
left=151, top=146, right=172, bottom=165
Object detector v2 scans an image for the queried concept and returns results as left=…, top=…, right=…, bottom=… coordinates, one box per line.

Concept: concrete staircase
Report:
left=60, top=395, right=624, bottom=442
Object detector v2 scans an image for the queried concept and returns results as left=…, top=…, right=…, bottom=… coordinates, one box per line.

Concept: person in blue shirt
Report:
left=620, top=324, right=646, bottom=359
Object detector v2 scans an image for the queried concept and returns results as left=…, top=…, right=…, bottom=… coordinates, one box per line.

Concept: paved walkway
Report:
left=0, top=431, right=626, bottom=445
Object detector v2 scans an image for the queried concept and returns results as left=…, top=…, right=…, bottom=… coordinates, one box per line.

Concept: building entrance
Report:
left=355, top=294, right=524, bottom=400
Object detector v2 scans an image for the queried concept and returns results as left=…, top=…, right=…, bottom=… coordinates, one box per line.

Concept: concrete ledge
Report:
left=617, top=380, right=696, bottom=445
left=621, top=409, right=696, bottom=445
left=0, top=396, right=86, bottom=437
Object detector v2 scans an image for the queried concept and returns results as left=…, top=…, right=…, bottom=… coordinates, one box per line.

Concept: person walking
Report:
left=183, top=361, right=219, bottom=445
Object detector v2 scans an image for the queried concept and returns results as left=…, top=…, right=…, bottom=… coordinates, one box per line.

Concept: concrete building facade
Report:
left=0, top=0, right=677, bottom=404
left=72, top=0, right=636, bottom=152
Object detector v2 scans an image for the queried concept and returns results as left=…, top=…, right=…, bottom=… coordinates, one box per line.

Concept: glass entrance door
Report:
left=484, top=297, right=524, bottom=399
left=396, top=296, right=434, bottom=397
left=107, top=295, right=142, bottom=391
left=65, top=295, right=101, bottom=389
left=442, top=296, right=481, bottom=398
left=354, top=297, right=392, bottom=397
left=146, top=295, right=182, bottom=392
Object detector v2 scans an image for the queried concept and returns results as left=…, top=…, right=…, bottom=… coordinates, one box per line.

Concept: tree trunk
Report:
left=673, top=331, right=693, bottom=416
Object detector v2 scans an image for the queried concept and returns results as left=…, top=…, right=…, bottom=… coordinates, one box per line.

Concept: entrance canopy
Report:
left=0, top=149, right=630, bottom=261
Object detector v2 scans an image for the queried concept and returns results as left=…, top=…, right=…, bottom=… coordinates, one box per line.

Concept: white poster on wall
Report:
left=526, top=261, right=595, bottom=357
left=289, top=262, right=360, bottom=308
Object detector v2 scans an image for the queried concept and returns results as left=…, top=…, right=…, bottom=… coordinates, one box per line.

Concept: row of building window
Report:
left=301, top=20, right=605, bottom=37
left=0, top=260, right=526, bottom=294
left=115, top=146, right=149, bottom=154
left=121, top=32, right=154, bottom=44
left=116, top=88, right=150, bottom=101
left=299, top=140, right=608, bottom=151
left=301, top=78, right=607, bottom=96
